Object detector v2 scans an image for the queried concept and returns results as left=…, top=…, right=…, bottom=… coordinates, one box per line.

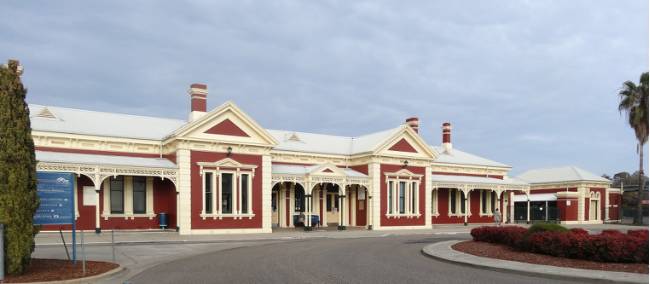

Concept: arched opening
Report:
left=270, top=182, right=306, bottom=228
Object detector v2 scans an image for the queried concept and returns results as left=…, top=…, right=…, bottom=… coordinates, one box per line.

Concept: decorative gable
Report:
left=375, top=125, right=436, bottom=160
left=310, top=163, right=345, bottom=176
left=204, top=119, right=250, bottom=137
left=169, top=101, right=278, bottom=147
left=388, top=138, right=418, bottom=153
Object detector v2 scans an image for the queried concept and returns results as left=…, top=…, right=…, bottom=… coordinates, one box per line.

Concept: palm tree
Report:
left=618, top=71, right=649, bottom=225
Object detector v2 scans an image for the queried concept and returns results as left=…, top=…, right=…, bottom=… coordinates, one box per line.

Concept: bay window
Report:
left=385, top=172, right=420, bottom=217
left=199, top=158, right=257, bottom=219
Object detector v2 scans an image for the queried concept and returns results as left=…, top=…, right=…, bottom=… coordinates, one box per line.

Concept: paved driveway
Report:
left=128, top=234, right=587, bottom=284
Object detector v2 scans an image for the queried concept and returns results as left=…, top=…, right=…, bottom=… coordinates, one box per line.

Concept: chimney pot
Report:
left=406, top=117, right=419, bottom=133
left=188, top=83, right=208, bottom=121
left=442, top=122, right=452, bottom=152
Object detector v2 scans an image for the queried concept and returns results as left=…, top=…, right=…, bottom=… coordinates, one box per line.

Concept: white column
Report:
left=177, top=148, right=192, bottom=234
left=369, top=162, right=381, bottom=229
left=425, top=166, right=432, bottom=226
left=605, top=189, right=610, bottom=222
left=509, top=191, right=515, bottom=224
left=94, top=182, right=101, bottom=233
left=124, top=176, right=133, bottom=217
left=463, top=191, right=469, bottom=226
left=261, top=155, right=272, bottom=231
left=289, top=183, right=295, bottom=227
left=322, top=188, right=328, bottom=227
left=577, top=186, right=586, bottom=222
left=526, top=198, right=531, bottom=224
left=279, top=185, right=286, bottom=227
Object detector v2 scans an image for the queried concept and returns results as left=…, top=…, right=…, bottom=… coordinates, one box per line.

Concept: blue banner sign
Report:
left=34, top=172, right=75, bottom=225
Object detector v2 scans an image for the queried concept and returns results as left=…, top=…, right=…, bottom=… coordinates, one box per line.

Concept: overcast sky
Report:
left=1, top=1, right=648, bottom=176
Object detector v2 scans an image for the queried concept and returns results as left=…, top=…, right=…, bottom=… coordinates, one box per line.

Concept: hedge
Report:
left=470, top=226, right=649, bottom=263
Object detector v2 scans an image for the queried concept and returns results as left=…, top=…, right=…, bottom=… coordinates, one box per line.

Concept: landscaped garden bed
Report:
left=455, top=224, right=649, bottom=274
left=2, top=258, right=119, bottom=283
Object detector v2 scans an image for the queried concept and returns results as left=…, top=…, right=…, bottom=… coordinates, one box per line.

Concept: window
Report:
left=481, top=190, right=487, bottom=214
left=132, top=177, right=146, bottom=214
left=399, top=182, right=406, bottom=214
left=295, top=187, right=305, bottom=212
left=204, top=172, right=213, bottom=214
left=110, top=176, right=124, bottom=214
left=450, top=189, right=457, bottom=214
left=326, top=194, right=332, bottom=211
left=411, top=182, right=416, bottom=213
left=221, top=173, right=233, bottom=214
left=388, top=181, right=393, bottom=213
left=241, top=174, right=249, bottom=214
left=460, top=191, right=466, bottom=214
left=271, top=190, right=277, bottom=211
left=491, top=191, right=496, bottom=213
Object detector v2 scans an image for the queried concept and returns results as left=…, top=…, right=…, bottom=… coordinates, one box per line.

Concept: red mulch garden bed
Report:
left=453, top=241, right=648, bottom=274
left=2, top=258, right=119, bottom=283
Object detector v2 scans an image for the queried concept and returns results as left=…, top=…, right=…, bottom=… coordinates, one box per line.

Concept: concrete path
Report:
left=422, top=240, right=648, bottom=284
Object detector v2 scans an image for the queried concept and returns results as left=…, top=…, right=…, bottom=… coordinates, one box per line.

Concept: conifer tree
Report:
left=0, top=59, right=39, bottom=275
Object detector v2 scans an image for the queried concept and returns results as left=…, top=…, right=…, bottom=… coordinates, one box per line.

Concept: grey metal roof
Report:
left=29, top=104, right=186, bottom=140
left=516, top=166, right=610, bottom=184
left=36, top=151, right=177, bottom=168
left=431, top=146, right=510, bottom=168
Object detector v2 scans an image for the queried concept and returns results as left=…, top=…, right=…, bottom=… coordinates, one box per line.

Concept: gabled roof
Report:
left=516, top=166, right=610, bottom=184
left=268, top=127, right=402, bottom=156
left=29, top=104, right=186, bottom=140
left=431, top=146, right=510, bottom=168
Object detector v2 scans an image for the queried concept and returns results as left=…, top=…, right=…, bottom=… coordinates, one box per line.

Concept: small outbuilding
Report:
left=514, top=166, right=620, bottom=224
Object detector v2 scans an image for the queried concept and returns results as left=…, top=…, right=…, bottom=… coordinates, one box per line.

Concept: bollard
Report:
left=111, top=230, right=115, bottom=263
left=1, top=224, right=4, bottom=282
left=81, top=230, right=86, bottom=275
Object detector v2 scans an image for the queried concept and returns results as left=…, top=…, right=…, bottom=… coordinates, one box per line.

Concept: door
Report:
left=271, top=191, right=278, bottom=227
left=356, top=197, right=367, bottom=226
left=590, top=200, right=598, bottom=220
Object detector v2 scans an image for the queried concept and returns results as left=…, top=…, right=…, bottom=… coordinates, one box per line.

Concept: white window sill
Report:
left=200, top=213, right=255, bottom=220
left=102, top=213, right=156, bottom=220
left=386, top=213, right=421, bottom=219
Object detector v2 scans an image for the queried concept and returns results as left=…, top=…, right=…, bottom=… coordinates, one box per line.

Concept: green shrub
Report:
left=527, top=223, right=568, bottom=234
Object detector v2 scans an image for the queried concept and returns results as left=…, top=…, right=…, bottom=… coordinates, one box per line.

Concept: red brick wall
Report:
left=41, top=175, right=177, bottom=231
left=380, top=164, right=425, bottom=226
left=190, top=150, right=263, bottom=229
left=557, top=197, right=578, bottom=221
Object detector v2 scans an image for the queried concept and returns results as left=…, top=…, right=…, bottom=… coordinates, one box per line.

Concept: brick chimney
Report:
left=406, top=117, right=419, bottom=133
left=188, top=83, right=207, bottom=121
left=442, top=122, right=452, bottom=152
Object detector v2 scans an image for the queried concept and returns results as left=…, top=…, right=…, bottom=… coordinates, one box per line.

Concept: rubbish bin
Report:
left=158, top=212, right=168, bottom=229
left=311, top=215, right=319, bottom=227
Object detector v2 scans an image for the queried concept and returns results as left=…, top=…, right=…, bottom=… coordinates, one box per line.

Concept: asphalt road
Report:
left=129, top=234, right=587, bottom=284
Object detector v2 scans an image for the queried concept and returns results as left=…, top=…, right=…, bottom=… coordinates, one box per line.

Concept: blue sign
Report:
left=34, top=172, right=75, bottom=225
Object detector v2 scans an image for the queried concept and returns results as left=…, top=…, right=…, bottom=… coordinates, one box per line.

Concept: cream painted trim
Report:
left=199, top=213, right=256, bottom=219
left=167, top=101, right=278, bottom=146
left=101, top=213, right=156, bottom=219
left=146, top=177, right=154, bottom=216
left=124, top=176, right=133, bottom=215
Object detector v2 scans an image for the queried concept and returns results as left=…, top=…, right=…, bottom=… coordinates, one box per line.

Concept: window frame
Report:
left=110, top=176, right=125, bottom=214
left=132, top=176, right=147, bottom=214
